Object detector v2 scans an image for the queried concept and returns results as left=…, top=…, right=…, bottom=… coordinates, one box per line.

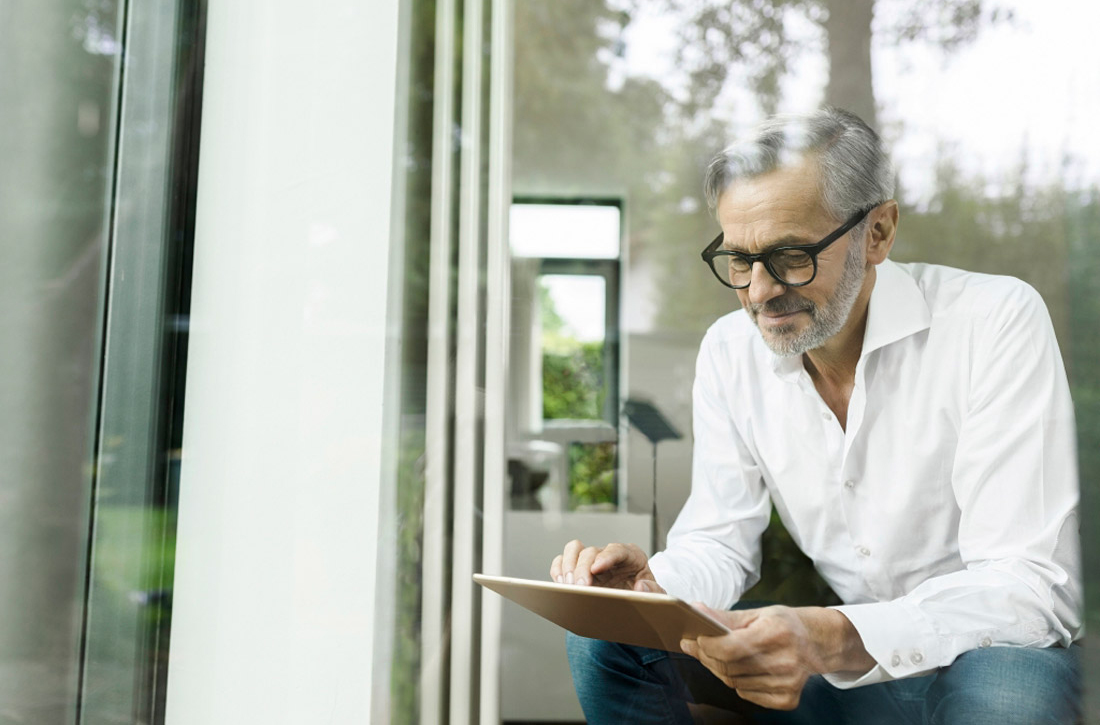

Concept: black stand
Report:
left=622, top=399, right=682, bottom=553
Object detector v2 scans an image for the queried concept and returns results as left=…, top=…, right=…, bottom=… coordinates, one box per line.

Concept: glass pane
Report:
left=540, top=274, right=607, bottom=420
left=78, top=0, right=203, bottom=720
left=0, top=2, right=124, bottom=722
left=513, top=0, right=1100, bottom=718
left=0, top=1, right=202, bottom=722
left=511, top=203, right=621, bottom=258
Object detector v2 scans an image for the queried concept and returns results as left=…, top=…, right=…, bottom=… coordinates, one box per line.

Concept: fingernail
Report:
left=565, top=572, right=573, bottom=585
left=576, top=577, right=587, bottom=586
left=555, top=575, right=562, bottom=583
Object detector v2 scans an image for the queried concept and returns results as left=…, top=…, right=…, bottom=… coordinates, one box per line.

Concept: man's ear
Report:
left=866, top=200, right=899, bottom=265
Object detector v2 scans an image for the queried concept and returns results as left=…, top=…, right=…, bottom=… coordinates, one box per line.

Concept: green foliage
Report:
left=388, top=0, right=436, bottom=718
left=538, top=280, right=566, bottom=337
left=542, top=335, right=618, bottom=506
left=93, top=506, right=177, bottom=629
left=513, top=0, right=670, bottom=194
left=540, top=287, right=617, bottom=506
left=1064, top=187, right=1100, bottom=601
left=569, top=442, right=617, bottom=508
left=390, top=429, right=427, bottom=724
left=542, top=340, right=605, bottom=420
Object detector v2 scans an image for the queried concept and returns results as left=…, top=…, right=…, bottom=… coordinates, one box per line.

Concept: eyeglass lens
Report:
left=714, top=248, right=815, bottom=287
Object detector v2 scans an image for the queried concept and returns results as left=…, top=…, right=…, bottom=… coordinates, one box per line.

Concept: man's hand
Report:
left=549, top=539, right=665, bottom=593
left=680, top=605, right=874, bottom=711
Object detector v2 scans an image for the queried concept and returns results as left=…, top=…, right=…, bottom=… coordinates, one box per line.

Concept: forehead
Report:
left=715, top=157, right=831, bottom=245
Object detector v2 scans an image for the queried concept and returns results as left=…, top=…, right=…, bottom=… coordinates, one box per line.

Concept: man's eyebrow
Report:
left=721, top=234, right=815, bottom=253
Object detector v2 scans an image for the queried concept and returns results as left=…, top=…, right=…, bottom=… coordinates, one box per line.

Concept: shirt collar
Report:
left=768, top=258, right=931, bottom=379
left=861, top=258, right=932, bottom=356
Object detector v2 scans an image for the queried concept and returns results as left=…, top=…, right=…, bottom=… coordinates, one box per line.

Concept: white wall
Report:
left=165, top=2, right=401, bottom=722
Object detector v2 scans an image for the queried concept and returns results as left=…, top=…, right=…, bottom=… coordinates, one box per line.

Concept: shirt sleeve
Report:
left=648, top=328, right=773, bottom=610
left=826, top=281, right=1082, bottom=688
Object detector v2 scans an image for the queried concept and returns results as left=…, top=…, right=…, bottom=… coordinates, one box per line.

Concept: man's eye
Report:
left=772, top=249, right=813, bottom=268
left=727, top=256, right=752, bottom=272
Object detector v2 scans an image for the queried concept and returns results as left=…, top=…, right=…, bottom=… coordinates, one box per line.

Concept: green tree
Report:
left=513, top=0, right=670, bottom=193
left=654, top=0, right=1010, bottom=126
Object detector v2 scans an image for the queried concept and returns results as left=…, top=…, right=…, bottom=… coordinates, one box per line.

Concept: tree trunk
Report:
left=823, top=0, right=877, bottom=129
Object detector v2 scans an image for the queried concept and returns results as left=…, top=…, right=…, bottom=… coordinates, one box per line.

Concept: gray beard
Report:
left=747, top=240, right=867, bottom=357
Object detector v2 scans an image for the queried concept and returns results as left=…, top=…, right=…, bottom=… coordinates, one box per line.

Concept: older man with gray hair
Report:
left=551, top=107, right=1082, bottom=723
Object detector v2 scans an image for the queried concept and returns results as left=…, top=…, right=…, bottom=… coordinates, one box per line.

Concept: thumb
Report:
left=633, top=579, right=660, bottom=593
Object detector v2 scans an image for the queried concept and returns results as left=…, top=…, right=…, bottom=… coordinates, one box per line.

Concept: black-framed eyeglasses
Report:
left=700, top=205, right=877, bottom=290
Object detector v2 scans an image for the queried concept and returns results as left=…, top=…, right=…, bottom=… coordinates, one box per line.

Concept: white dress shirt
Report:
left=648, top=259, right=1082, bottom=687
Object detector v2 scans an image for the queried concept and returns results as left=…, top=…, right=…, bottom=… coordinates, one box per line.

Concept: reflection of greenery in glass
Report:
left=569, top=442, right=616, bottom=508
left=513, top=13, right=1100, bottom=701
left=388, top=0, right=436, bottom=717
left=540, top=281, right=617, bottom=505
left=542, top=343, right=604, bottom=420
left=1065, top=188, right=1100, bottom=651
left=92, top=506, right=177, bottom=664
left=96, top=507, right=176, bottom=618
left=391, top=430, right=425, bottom=722
left=540, top=281, right=605, bottom=421
left=741, top=508, right=840, bottom=606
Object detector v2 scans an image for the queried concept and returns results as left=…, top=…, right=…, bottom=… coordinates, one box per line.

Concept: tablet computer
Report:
left=474, top=573, right=730, bottom=652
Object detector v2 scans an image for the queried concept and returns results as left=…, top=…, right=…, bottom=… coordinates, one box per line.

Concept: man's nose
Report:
left=745, top=261, right=787, bottom=306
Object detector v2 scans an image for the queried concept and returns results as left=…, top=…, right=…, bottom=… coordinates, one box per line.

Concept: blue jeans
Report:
left=566, top=633, right=1080, bottom=724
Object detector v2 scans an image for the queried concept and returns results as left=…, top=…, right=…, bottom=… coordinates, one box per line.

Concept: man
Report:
left=551, top=107, right=1082, bottom=724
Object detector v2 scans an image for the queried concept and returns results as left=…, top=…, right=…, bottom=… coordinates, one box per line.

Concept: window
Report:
left=510, top=199, right=622, bottom=509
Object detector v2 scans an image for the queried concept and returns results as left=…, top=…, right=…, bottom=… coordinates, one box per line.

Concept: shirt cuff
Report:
left=824, top=600, right=943, bottom=688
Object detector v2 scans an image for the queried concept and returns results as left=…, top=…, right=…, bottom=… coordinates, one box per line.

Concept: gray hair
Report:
left=703, top=107, right=894, bottom=229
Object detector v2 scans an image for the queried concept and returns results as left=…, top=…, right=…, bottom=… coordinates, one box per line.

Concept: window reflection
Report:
left=509, top=0, right=1100, bottom=721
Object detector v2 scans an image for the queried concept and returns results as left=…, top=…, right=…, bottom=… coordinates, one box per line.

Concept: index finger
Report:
left=550, top=554, right=564, bottom=582
left=557, top=539, right=587, bottom=584
left=590, top=542, right=641, bottom=575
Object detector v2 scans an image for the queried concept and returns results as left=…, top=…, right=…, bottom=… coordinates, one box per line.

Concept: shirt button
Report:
left=844, top=479, right=855, bottom=490
left=980, top=636, right=992, bottom=648
left=858, top=546, right=871, bottom=557
left=890, top=654, right=901, bottom=667
left=911, top=651, right=924, bottom=665
left=821, top=412, right=832, bottom=420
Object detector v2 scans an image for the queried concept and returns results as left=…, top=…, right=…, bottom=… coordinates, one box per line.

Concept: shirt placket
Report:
left=841, top=357, right=889, bottom=599
left=799, top=359, right=883, bottom=597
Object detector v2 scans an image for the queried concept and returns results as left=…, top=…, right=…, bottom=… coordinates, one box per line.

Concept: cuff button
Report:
left=911, top=651, right=924, bottom=665
left=980, top=637, right=992, bottom=648
left=890, top=654, right=901, bottom=667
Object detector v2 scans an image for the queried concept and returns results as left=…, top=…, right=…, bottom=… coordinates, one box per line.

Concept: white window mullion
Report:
left=478, top=0, right=514, bottom=721
left=450, top=0, right=486, bottom=721
left=419, top=0, right=459, bottom=721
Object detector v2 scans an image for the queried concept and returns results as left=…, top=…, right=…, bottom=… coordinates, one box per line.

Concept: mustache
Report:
left=747, top=295, right=814, bottom=317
